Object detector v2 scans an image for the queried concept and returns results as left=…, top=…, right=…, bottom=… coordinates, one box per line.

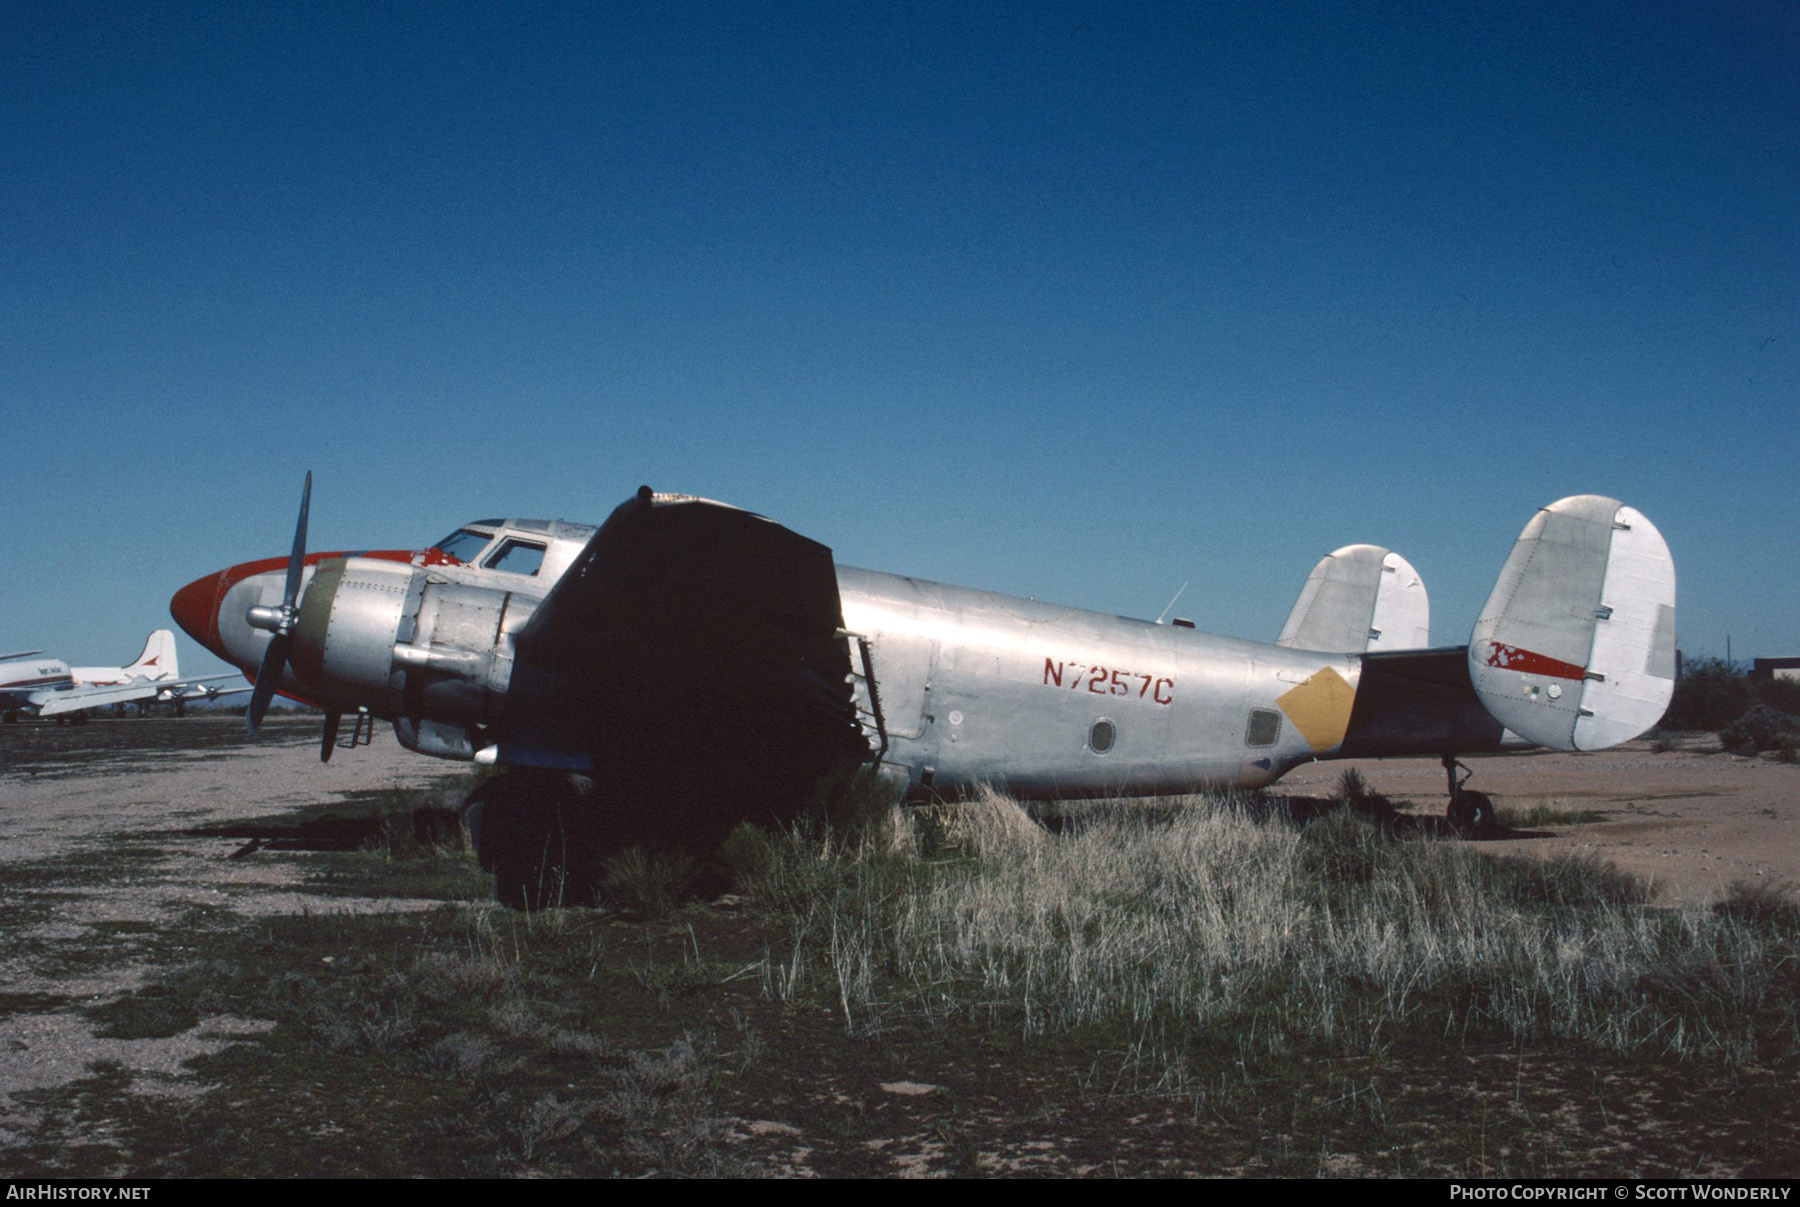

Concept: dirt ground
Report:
left=0, top=716, right=468, bottom=1134
left=1279, top=736, right=1800, bottom=905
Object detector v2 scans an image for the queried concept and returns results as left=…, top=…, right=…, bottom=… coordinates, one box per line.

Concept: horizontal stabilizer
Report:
left=1469, top=496, right=1676, bottom=751
left=1278, top=545, right=1430, bottom=653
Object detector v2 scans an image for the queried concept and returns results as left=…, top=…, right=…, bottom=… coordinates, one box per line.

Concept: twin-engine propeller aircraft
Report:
left=171, top=476, right=1676, bottom=907
left=0, top=629, right=246, bottom=722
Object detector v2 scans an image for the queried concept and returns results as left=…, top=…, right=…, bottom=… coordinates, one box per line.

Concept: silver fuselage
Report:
left=186, top=515, right=1360, bottom=797
left=837, top=567, right=1352, bottom=797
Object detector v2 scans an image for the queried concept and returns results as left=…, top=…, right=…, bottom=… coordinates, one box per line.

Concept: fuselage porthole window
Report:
left=1089, top=718, right=1116, bottom=754
left=1245, top=709, right=1282, bottom=747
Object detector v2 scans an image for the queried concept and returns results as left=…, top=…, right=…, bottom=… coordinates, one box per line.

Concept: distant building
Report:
left=1750, top=657, right=1800, bottom=683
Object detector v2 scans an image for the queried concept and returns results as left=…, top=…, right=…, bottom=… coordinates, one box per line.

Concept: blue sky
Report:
left=4, top=2, right=1795, bottom=679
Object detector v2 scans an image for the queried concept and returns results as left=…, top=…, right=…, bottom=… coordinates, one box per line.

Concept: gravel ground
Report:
left=1, top=715, right=468, bottom=1142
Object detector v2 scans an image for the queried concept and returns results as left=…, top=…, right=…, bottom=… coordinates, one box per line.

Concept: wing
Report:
left=502, top=488, right=869, bottom=832
left=33, top=682, right=162, bottom=716
left=159, top=673, right=253, bottom=702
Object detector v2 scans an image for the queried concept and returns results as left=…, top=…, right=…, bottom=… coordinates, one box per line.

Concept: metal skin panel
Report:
left=402, top=581, right=514, bottom=730
left=291, top=557, right=419, bottom=706
left=0, top=656, right=74, bottom=711
left=839, top=569, right=1358, bottom=798
left=1369, top=552, right=1430, bottom=651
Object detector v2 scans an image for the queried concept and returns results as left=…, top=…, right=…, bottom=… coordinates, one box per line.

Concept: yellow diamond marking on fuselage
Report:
left=1275, top=666, right=1357, bottom=754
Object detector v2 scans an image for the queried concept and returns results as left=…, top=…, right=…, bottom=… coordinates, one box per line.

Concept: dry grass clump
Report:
left=597, top=846, right=700, bottom=918
left=1714, top=879, right=1800, bottom=930
left=744, top=792, right=1800, bottom=1067
left=924, top=785, right=1046, bottom=861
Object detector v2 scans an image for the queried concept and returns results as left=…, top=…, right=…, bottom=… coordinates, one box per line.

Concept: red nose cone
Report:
left=170, top=571, right=227, bottom=657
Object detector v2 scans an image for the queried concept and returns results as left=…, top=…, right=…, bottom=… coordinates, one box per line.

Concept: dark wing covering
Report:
left=508, top=488, right=867, bottom=838
left=1336, top=646, right=1511, bottom=758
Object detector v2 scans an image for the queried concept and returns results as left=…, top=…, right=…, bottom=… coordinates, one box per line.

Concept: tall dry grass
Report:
left=738, top=792, right=1800, bottom=1066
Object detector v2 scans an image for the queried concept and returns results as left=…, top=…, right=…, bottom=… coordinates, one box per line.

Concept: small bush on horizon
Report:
left=1720, top=704, right=1800, bottom=756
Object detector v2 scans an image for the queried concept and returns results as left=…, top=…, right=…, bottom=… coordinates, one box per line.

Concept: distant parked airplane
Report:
left=0, top=629, right=245, bottom=722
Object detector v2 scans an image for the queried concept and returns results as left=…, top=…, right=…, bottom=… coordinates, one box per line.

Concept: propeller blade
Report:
left=283, top=471, right=312, bottom=610
left=247, top=471, right=313, bottom=739
left=320, top=709, right=341, bottom=763
left=246, top=634, right=289, bottom=735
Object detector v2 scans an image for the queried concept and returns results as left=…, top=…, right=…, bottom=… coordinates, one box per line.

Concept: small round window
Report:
left=1089, top=718, right=1116, bottom=754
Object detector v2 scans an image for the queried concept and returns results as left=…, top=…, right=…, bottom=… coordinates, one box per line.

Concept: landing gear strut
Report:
left=1442, top=755, right=1496, bottom=838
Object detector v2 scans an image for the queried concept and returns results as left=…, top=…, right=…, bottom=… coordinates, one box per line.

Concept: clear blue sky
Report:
left=4, top=2, right=1795, bottom=679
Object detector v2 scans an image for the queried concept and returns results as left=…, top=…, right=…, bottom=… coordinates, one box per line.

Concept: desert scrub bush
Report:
left=764, top=792, right=1800, bottom=1067
left=924, top=786, right=1045, bottom=861
left=1720, top=704, right=1800, bottom=756
left=1496, top=801, right=1612, bottom=829
left=1663, top=659, right=1755, bottom=731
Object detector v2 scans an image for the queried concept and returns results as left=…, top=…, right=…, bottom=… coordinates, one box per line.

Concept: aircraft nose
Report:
left=170, top=570, right=227, bottom=656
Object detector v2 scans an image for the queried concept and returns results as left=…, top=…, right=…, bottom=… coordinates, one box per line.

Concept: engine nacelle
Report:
left=290, top=557, right=534, bottom=734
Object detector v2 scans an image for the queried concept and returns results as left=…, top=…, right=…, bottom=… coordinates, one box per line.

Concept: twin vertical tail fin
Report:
left=1469, top=496, right=1676, bottom=751
left=1279, top=545, right=1431, bottom=653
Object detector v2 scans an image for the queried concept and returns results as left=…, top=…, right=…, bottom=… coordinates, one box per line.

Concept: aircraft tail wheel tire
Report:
left=1447, top=789, right=1497, bottom=838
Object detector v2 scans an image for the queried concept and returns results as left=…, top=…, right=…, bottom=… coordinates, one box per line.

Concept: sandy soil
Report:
left=1279, top=736, right=1800, bottom=905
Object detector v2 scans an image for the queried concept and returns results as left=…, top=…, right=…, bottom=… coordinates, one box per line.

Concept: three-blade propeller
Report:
left=244, top=471, right=311, bottom=735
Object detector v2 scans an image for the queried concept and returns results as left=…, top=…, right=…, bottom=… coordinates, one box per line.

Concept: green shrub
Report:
left=1720, top=704, right=1800, bottom=755
left=597, top=846, right=699, bottom=919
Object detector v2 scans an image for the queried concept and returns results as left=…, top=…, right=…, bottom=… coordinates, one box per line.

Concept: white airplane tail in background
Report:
left=1469, top=495, right=1677, bottom=752
left=124, top=629, right=179, bottom=681
left=72, top=629, right=182, bottom=686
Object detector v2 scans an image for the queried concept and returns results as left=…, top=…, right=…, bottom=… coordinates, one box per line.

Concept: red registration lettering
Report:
left=1040, top=654, right=1175, bottom=706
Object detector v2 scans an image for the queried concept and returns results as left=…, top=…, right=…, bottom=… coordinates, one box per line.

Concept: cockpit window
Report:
left=432, top=529, right=494, bottom=564
left=484, top=539, right=546, bottom=576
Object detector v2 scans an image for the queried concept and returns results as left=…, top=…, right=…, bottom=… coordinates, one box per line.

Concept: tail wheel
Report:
left=1447, top=788, right=1496, bottom=838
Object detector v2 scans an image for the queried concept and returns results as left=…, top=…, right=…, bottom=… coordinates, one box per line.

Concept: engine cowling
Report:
left=289, top=556, right=534, bottom=743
